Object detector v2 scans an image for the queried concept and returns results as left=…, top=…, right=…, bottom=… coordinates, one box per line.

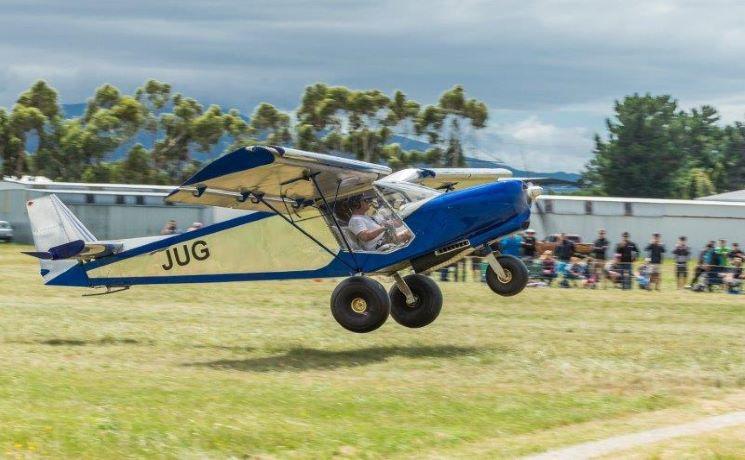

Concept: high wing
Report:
left=380, top=168, right=513, bottom=190
left=166, top=146, right=391, bottom=214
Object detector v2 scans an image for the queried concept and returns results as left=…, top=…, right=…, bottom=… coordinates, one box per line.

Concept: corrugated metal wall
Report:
left=532, top=197, right=745, bottom=254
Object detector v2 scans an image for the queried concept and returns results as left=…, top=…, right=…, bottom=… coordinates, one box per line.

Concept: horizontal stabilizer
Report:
left=23, top=239, right=85, bottom=260
left=21, top=251, right=53, bottom=260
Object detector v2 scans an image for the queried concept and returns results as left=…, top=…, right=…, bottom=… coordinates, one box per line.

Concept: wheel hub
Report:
left=497, top=269, right=512, bottom=283
left=350, top=297, right=368, bottom=313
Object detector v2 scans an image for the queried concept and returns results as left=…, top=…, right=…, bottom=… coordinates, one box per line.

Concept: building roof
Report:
left=538, top=194, right=745, bottom=207
left=696, top=189, right=745, bottom=202
left=2, top=176, right=174, bottom=193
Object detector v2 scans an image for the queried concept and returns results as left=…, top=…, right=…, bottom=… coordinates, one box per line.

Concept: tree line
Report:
left=582, top=94, right=745, bottom=198
left=0, top=80, right=487, bottom=184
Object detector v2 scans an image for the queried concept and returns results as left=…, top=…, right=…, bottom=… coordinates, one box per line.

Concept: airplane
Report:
left=24, top=145, right=542, bottom=333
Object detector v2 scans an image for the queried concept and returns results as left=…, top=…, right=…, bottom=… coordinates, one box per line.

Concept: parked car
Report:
left=0, top=221, right=13, bottom=242
left=535, top=233, right=592, bottom=256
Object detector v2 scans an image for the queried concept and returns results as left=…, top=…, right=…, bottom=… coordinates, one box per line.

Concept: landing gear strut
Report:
left=389, top=273, right=443, bottom=328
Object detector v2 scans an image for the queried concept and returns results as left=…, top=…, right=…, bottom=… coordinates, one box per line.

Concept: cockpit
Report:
left=323, top=182, right=440, bottom=253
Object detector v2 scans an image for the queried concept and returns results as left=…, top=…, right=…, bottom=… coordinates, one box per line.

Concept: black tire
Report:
left=330, top=277, right=390, bottom=333
left=485, top=255, right=529, bottom=297
left=389, top=274, right=443, bottom=328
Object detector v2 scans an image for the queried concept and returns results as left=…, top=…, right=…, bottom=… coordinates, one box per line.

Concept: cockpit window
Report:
left=373, top=182, right=440, bottom=216
left=323, top=189, right=417, bottom=254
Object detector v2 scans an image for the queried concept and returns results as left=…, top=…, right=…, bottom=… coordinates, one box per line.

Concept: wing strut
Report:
left=309, top=173, right=359, bottom=268
left=249, top=191, right=359, bottom=273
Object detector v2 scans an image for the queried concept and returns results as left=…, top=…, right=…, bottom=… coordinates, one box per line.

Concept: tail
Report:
left=27, top=194, right=96, bottom=249
left=25, top=195, right=96, bottom=285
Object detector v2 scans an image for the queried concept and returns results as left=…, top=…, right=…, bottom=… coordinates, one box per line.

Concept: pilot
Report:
left=347, top=195, right=412, bottom=251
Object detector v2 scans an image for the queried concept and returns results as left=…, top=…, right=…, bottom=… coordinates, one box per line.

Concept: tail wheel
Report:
left=330, top=277, right=390, bottom=333
left=389, top=274, right=443, bottom=328
left=485, top=255, right=529, bottom=297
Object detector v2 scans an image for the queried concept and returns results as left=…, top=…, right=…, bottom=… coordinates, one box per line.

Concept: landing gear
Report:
left=485, top=253, right=528, bottom=297
left=389, top=273, right=443, bottom=328
left=330, top=277, right=390, bottom=333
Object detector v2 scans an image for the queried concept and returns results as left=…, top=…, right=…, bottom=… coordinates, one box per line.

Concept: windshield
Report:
left=373, top=182, right=440, bottom=214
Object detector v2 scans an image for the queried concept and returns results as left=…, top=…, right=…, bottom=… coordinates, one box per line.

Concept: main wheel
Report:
left=330, top=277, right=390, bottom=333
left=485, top=255, right=529, bottom=297
left=389, top=274, right=443, bottom=328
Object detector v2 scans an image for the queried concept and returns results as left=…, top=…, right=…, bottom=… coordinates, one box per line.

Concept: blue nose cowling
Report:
left=404, top=179, right=529, bottom=249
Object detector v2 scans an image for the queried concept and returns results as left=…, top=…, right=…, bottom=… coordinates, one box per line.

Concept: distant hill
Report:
left=58, top=103, right=581, bottom=183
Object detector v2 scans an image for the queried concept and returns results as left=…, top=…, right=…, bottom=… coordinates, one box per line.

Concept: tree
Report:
left=153, top=96, right=228, bottom=182
left=249, top=103, right=291, bottom=145
left=582, top=94, right=687, bottom=197
left=1, top=81, right=61, bottom=177
left=38, top=84, right=146, bottom=181
left=415, top=85, right=488, bottom=167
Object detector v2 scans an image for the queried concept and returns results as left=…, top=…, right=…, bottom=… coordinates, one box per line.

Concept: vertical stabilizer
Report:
left=27, top=195, right=96, bottom=251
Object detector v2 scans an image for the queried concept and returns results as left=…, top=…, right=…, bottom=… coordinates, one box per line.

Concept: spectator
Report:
left=604, top=254, right=623, bottom=287
left=636, top=258, right=652, bottom=290
left=539, top=250, right=557, bottom=285
left=498, top=233, right=523, bottom=257
left=187, top=221, right=204, bottom=232
left=728, top=243, right=744, bottom=263
left=592, top=229, right=609, bottom=284
left=554, top=233, right=576, bottom=275
left=715, top=239, right=731, bottom=268
left=521, top=229, right=537, bottom=260
left=615, top=232, right=639, bottom=290
left=645, top=233, right=666, bottom=291
left=691, top=241, right=715, bottom=286
left=561, top=256, right=583, bottom=288
left=160, top=219, right=179, bottom=235
left=724, top=257, right=743, bottom=294
left=592, top=229, right=609, bottom=261
left=672, top=236, right=691, bottom=290
left=581, top=257, right=598, bottom=288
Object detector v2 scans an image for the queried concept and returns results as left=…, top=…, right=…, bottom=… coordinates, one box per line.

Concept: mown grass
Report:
left=1, top=243, right=743, bottom=458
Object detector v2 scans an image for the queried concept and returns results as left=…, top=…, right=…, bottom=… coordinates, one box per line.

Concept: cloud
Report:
left=474, top=117, right=594, bottom=173
left=1, top=0, right=745, bottom=172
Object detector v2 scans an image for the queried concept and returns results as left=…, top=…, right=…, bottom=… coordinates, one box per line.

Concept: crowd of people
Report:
left=160, top=219, right=203, bottom=235
left=495, top=230, right=744, bottom=294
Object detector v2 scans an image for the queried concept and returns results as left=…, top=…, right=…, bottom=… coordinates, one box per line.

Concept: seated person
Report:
left=561, top=256, right=583, bottom=287
left=604, top=254, right=623, bottom=287
left=347, top=195, right=412, bottom=252
left=539, top=250, right=557, bottom=284
left=723, top=257, right=743, bottom=294
left=636, top=258, right=652, bottom=290
left=581, top=257, right=598, bottom=288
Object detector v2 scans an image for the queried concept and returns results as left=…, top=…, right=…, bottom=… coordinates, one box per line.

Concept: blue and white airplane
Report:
left=25, top=146, right=541, bottom=332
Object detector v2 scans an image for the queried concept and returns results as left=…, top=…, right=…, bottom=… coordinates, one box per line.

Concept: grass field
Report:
left=1, top=243, right=744, bottom=459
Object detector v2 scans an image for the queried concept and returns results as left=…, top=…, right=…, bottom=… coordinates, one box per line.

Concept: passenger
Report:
left=347, top=195, right=411, bottom=252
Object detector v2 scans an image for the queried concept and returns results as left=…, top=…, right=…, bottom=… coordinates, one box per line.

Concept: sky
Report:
left=2, top=0, right=745, bottom=172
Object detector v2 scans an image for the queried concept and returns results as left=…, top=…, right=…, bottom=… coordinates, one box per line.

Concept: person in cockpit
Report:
left=347, top=195, right=412, bottom=252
